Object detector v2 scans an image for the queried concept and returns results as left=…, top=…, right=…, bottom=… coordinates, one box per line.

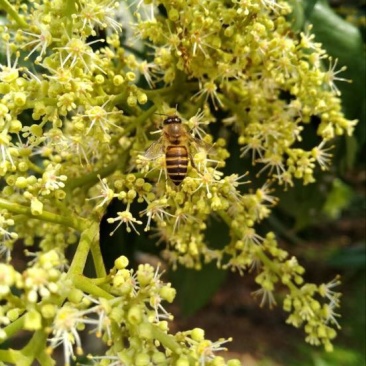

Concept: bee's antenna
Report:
left=155, top=106, right=179, bottom=117
left=154, top=112, right=169, bottom=117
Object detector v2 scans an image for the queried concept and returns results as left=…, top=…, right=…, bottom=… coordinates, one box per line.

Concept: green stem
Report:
left=123, top=104, right=158, bottom=135
left=90, top=273, right=113, bottom=285
left=0, top=349, right=31, bottom=365
left=0, top=198, right=85, bottom=231
left=28, top=161, right=44, bottom=175
left=254, top=248, right=298, bottom=293
left=218, top=210, right=299, bottom=292
left=65, top=158, right=120, bottom=191
left=143, top=324, right=197, bottom=364
left=90, top=229, right=107, bottom=278
left=143, top=81, right=198, bottom=101
left=2, top=316, right=24, bottom=339
left=267, top=214, right=305, bottom=246
left=253, top=247, right=280, bottom=272
left=72, top=274, right=113, bottom=299
left=64, top=0, right=77, bottom=35
left=21, top=330, right=48, bottom=360
left=36, top=349, right=55, bottom=366
left=67, top=221, right=99, bottom=276
left=0, top=0, right=27, bottom=28
left=150, top=324, right=182, bottom=355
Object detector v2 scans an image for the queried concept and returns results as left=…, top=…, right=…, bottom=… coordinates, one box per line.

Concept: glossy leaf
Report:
left=169, top=216, right=229, bottom=316
left=309, top=1, right=365, bottom=125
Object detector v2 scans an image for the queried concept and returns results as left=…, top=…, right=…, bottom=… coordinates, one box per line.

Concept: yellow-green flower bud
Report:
left=114, top=179, right=124, bottom=190
left=158, top=320, right=168, bottom=332
left=137, top=265, right=154, bottom=286
left=317, top=324, right=327, bottom=338
left=168, top=8, right=179, bottom=21
left=95, top=74, right=105, bottom=84
left=118, top=191, right=126, bottom=200
left=191, top=328, right=205, bottom=341
left=176, top=357, right=189, bottom=366
left=0, top=84, right=10, bottom=94
left=327, top=327, right=337, bottom=340
left=24, top=309, right=42, bottom=331
left=211, top=356, right=225, bottom=366
left=9, top=119, right=22, bottom=133
left=118, top=351, right=133, bottom=365
left=127, top=189, right=137, bottom=200
left=211, top=194, right=222, bottom=210
left=68, top=288, right=84, bottom=304
left=54, top=189, right=66, bottom=200
left=6, top=175, right=16, bottom=186
left=31, top=197, right=43, bottom=215
left=138, top=323, right=153, bottom=339
left=135, top=353, right=150, bottom=366
left=135, top=178, right=145, bottom=187
left=3, top=186, right=14, bottom=195
left=113, top=74, right=124, bottom=86
left=137, top=92, right=148, bottom=105
left=14, top=92, right=27, bottom=106
left=152, top=351, right=166, bottom=364
left=126, top=72, right=136, bottom=81
left=324, top=340, right=334, bottom=352
left=18, top=161, right=29, bottom=172
left=224, top=26, right=234, bottom=37
left=127, top=94, right=137, bottom=107
left=159, top=285, right=176, bottom=303
left=227, top=360, right=242, bottom=366
left=127, top=305, right=143, bottom=325
left=40, top=304, right=57, bottom=319
left=7, top=308, right=22, bottom=321
left=115, top=256, right=129, bottom=269
left=30, top=124, right=43, bottom=137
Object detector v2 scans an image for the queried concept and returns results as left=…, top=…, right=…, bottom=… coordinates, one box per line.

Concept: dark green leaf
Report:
left=169, top=262, right=227, bottom=317
left=275, top=179, right=328, bottom=231
left=303, top=0, right=320, bottom=19
left=322, top=178, right=353, bottom=219
left=169, top=215, right=229, bottom=316
left=328, top=244, right=366, bottom=269
left=309, top=1, right=366, bottom=122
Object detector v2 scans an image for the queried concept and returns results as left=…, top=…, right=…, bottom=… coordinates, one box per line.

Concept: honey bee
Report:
left=144, top=115, right=211, bottom=186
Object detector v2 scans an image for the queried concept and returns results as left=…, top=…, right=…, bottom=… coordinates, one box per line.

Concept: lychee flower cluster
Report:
left=0, top=0, right=355, bottom=363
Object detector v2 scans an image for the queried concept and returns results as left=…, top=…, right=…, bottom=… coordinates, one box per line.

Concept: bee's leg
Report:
left=189, top=153, right=196, bottom=169
left=189, top=153, right=203, bottom=176
left=163, top=166, right=170, bottom=189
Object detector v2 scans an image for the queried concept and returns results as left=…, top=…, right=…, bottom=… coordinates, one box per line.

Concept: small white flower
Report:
left=107, top=210, right=143, bottom=235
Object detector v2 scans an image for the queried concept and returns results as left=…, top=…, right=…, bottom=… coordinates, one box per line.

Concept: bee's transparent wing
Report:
left=144, top=137, right=165, bottom=160
left=189, top=135, right=216, bottom=156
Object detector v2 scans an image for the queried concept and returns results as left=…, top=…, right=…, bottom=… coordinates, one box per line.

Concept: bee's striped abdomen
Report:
left=166, top=145, right=188, bottom=186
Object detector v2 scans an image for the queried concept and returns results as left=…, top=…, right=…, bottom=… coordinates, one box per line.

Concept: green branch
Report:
left=0, top=349, right=31, bottom=366
left=21, top=330, right=48, bottom=363
left=2, top=316, right=24, bottom=340
left=64, top=0, right=77, bottom=35
left=90, top=229, right=107, bottom=278
left=218, top=210, right=298, bottom=292
left=0, top=0, right=27, bottom=28
left=0, top=198, right=85, bottom=231
left=72, top=274, right=113, bottom=299
left=65, top=158, right=121, bottom=191
left=67, top=222, right=99, bottom=276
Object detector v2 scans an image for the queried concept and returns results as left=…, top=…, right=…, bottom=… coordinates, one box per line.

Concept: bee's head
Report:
left=163, top=115, right=182, bottom=125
